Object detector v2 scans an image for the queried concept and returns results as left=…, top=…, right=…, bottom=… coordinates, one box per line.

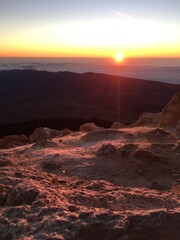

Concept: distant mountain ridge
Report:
left=0, top=70, right=180, bottom=129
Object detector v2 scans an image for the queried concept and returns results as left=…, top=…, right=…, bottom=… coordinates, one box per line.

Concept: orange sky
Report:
left=0, top=1, right=180, bottom=58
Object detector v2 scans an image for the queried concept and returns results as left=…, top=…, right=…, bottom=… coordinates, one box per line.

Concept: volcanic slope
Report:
left=0, top=124, right=179, bottom=240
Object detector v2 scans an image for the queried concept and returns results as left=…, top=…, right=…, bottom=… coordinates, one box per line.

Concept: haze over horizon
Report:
left=0, top=0, right=180, bottom=58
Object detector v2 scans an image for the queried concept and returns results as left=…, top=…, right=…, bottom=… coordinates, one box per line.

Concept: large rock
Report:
left=32, top=140, right=58, bottom=149
left=121, top=143, right=138, bottom=156
left=6, top=183, right=39, bottom=206
left=59, top=128, right=71, bottom=136
left=3, top=134, right=28, bottom=143
left=128, top=210, right=180, bottom=240
left=96, top=144, right=120, bottom=157
left=111, top=122, right=126, bottom=129
left=133, top=112, right=161, bottom=127
left=81, top=129, right=122, bottom=142
left=0, top=134, right=28, bottom=148
left=133, top=149, right=168, bottom=164
left=159, top=92, right=180, bottom=127
left=29, top=127, right=61, bottom=142
left=145, top=128, right=175, bottom=142
left=80, top=123, right=104, bottom=132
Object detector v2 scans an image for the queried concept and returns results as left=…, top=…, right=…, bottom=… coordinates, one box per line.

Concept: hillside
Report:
left=1, top=70, right=180, bottom=128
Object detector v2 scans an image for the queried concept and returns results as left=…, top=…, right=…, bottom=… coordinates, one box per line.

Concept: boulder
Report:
left=128, top=210, right=180, bottom=240
left=159, top=92, right=180, bottom=127
left=81, top=129, right=122, bottom=142
left=121, top=144, right=138, bottom=156
left=6, top=183, right=39, bottom=206
left=3, top=134, right=28, bottom=143
left=145, top=128, right=174, bottom=141
left=0, top=134, right=28, bottom=148
left=133, top=112, right=161, bottom=127
left=29, top=127, right=60, bottom=142
left=42, top=161, right=62, bottom=172
left=80, top=123, right=104, bottom=132
left=96, top=144, right=120, bottom=157
left=111, top=122, right=126, bottom=129
left=133, top=149, right=168, bottom=164
left=32, top=140, right=58, bottom=149
left=59, top=128, right=71, bottom=136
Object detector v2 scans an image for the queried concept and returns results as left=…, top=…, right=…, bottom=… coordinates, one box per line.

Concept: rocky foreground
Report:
left=0, top=93, right=180, bottom=240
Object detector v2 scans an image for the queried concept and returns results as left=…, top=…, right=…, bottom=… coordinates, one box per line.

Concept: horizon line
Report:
left=1, top=56, right=180, bottom=59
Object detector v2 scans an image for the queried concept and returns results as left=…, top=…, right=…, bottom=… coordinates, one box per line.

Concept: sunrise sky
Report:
left=0, top=0, right=180, bottom=58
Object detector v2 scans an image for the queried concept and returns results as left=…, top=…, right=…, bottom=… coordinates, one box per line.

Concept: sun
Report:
left=115, top=52, right=124, bottom=62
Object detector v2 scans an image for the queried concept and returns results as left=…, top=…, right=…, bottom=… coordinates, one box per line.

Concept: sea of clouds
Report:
left=0, top=58, right=180, bottom=84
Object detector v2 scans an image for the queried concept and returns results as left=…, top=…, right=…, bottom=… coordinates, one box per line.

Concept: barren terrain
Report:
left=0, top=124, right=179, bottom=239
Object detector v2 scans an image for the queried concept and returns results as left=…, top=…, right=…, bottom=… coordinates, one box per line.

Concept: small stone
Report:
left=176, top=120, right=180, bottom=131
left=0, top=158, right=13, bottom=167
left=0, top=184, right=12, bottom=206
left=68, top=205, right=78, bottom=212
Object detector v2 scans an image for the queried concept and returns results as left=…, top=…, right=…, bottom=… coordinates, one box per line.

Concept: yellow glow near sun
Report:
left=115, top=52, right=124, bottom=62
left=0, top=18, right=180, bottom=57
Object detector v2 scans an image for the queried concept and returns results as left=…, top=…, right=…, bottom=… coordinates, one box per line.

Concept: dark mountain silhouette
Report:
left=0, top=70, right=180, bottom=136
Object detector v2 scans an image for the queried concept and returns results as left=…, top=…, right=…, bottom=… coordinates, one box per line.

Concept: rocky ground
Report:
left=0, top=125, right=180, bottom=240
left=0, top=92, right=180, bottom=240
